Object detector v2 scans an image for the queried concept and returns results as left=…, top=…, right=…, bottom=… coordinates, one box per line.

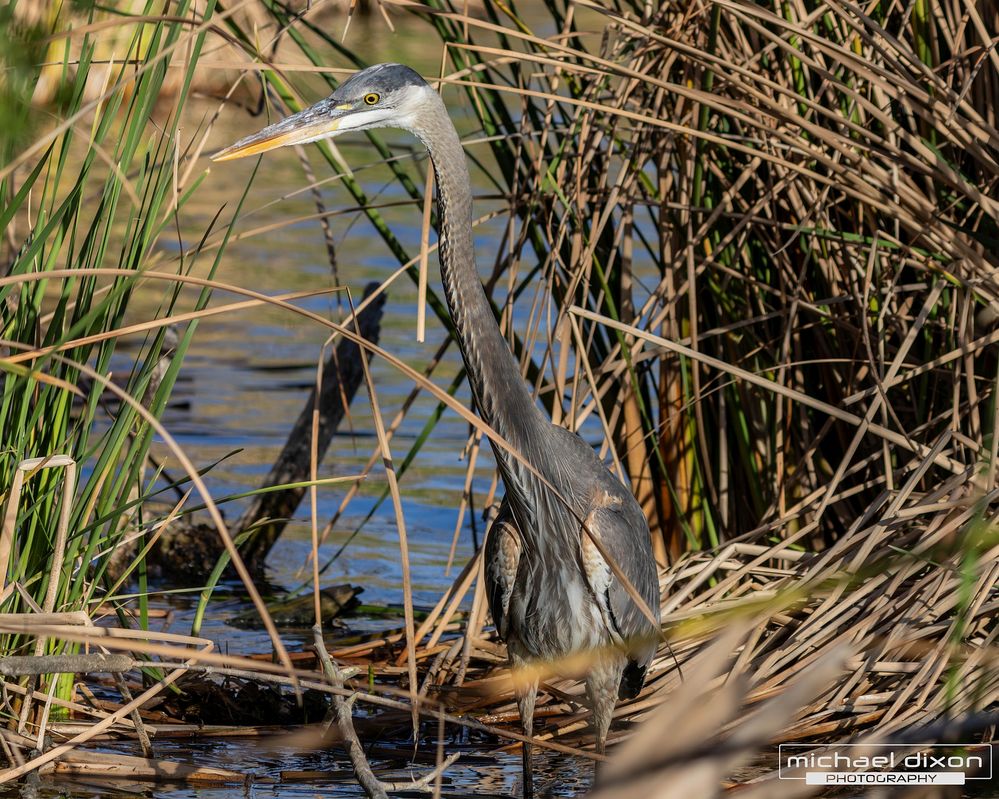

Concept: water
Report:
left=20, top=743, right=589, bottom=799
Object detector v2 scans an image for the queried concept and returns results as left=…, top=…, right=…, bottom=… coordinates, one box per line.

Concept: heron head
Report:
left=211, top=63, right=433, bottom=161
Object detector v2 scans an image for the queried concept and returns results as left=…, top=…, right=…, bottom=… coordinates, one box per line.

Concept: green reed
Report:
left=0, top=0, right=240, bottom=673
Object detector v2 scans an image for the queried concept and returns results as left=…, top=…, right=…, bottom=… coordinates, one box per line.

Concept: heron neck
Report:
left=412, top=103, right=547, bottom=453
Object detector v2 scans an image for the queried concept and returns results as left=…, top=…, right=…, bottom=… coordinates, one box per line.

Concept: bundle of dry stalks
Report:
left=432, top=0, right=999, bottom=562
left=2, top=477, right=991, bottom=793
left=411, top=461, right=997, bottom=782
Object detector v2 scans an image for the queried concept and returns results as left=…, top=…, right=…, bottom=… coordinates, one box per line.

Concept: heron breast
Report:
left=508, top=567, right=606, bottom=660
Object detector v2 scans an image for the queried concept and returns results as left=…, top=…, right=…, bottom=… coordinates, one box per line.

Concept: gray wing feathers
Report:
left=484, top=498, right=520, bottom=640
left=585, top=501, right=660, bottom=669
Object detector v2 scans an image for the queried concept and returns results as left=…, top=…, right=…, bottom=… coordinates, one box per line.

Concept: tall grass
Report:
left=0, top=0, right=239, bottom=673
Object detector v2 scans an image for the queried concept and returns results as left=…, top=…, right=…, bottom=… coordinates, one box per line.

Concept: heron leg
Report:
left=516, top=675, right=538, bottom=799
left=586, top=654, right=623, bottom=783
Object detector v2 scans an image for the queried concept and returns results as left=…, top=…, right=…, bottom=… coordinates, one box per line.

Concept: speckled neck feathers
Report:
left=408, top=93, right=548, bottom=467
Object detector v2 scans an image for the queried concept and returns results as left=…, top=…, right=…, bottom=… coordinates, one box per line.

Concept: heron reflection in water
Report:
left=213, top=63, right=662, bottom=798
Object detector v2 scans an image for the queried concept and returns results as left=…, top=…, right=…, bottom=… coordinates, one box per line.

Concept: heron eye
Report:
left=363, top=93, right=380, bottom=105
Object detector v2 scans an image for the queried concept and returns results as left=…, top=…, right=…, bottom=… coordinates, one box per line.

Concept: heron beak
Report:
left=211, top=102, right=347, bottom=162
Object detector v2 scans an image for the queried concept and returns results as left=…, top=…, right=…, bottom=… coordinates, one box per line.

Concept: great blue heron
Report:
left=214, top=62, right=661, bottom=796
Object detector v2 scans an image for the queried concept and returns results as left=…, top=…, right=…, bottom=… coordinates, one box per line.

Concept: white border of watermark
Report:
left=778, top=743, right=993, bottom=786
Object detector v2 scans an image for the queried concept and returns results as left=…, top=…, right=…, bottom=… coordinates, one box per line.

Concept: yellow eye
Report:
left=363, top=93, right=380, bottom=105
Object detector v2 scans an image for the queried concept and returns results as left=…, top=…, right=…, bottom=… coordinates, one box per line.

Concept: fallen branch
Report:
left=312, top=625, right=460, bottom=797
left=314, top=624, right=388, bottom=799
left=0, top=654, right=133, bottom=677
left=236, top=283, right=386, bottom=570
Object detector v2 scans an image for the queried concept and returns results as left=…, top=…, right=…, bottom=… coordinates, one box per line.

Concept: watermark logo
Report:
left=778, top=743, right=993, bottom=786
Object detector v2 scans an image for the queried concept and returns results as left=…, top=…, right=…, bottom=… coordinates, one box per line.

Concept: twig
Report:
left=378, top=751, right=460, bottom=793
left=311, top=625, right=461, bottom=797
left=112, top=673, right=153, bottom=758
left=313, top=623, right=388, bottom=799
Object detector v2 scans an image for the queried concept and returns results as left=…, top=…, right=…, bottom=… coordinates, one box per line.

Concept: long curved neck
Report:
left=410, top=96, right=547, bottom=452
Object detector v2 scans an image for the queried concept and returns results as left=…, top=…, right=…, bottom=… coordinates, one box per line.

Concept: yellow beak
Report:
left=211, top=110, right=342, bottom=162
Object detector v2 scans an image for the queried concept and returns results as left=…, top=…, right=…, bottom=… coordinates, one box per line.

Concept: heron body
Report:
left=214, top=63, right=662, bottom=796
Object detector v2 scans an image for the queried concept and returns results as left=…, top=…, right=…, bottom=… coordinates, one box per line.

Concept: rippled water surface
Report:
left=29, top=740, right=589, bottom=799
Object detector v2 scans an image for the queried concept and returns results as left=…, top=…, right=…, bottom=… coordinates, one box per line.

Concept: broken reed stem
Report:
left=112, top=673, right=153, bottom=758
left=0, top=653, right=133, bottom=677
left=312, top=625, right=462, bottom=797
left=313, top=623, right=388, bottom=799
left=380, top=752, right=461, bottom=793
left=2, top=457, right=78, bottom=735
